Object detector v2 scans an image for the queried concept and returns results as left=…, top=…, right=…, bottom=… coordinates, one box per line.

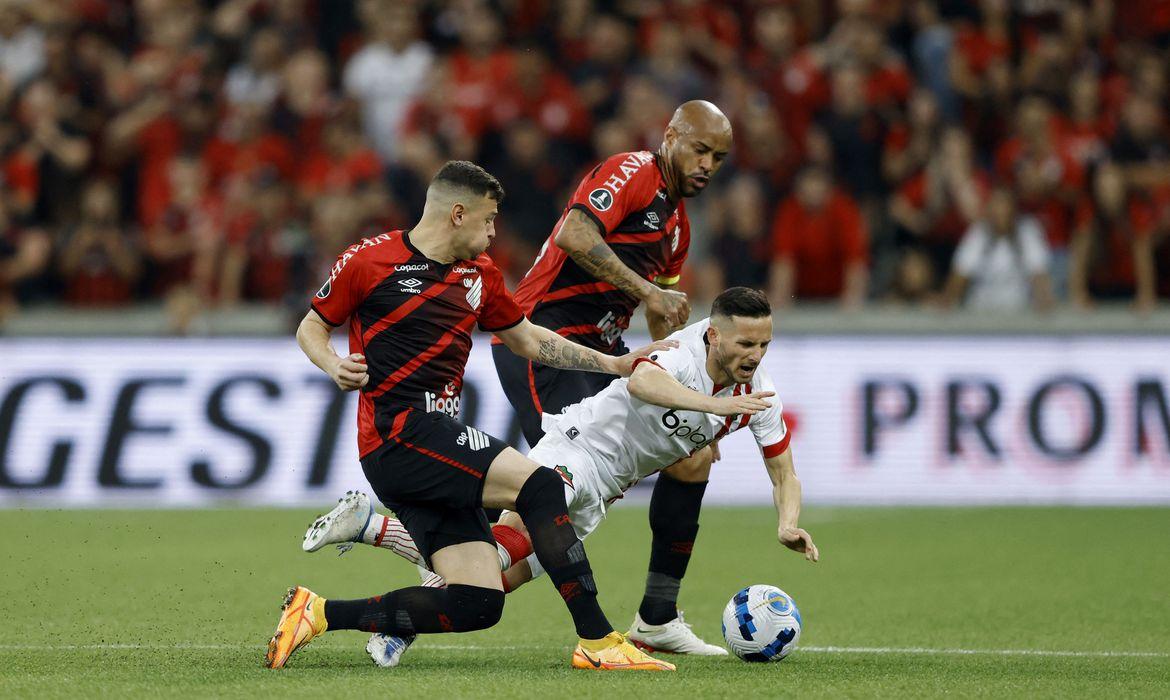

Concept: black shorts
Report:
left=491, top=341, right=625, bottom=447
left=361, top=408, right=509, bottom=568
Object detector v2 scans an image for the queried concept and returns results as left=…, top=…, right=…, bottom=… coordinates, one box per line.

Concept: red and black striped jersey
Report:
left=509, top=151, right=691, bottom=352
left=311, top=229, right=523, bottom=457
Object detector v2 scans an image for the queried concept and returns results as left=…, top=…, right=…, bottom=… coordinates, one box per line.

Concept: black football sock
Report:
left=323, top=584, right=503, bottom=634
left=515, top=466, right=613, bottom=640
left=639, top=473, right=708, bottom=625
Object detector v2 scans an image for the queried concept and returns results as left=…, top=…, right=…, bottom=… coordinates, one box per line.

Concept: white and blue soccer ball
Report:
left=721, top=584, right=802, bottom=662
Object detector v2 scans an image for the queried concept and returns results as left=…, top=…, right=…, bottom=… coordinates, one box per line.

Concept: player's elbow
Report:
left=626, top=366, right=652, bottom=400
left=553, top=212, right=594, bottom=254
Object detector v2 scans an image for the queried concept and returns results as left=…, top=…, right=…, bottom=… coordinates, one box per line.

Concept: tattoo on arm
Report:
left=536, top=335, right=605, bottom=373
left=568, top=240, right=650, bottom=299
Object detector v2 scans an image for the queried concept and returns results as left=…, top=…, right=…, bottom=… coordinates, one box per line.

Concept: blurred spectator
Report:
left=1110, top=93, right=1170, bottom=196
left=943, top=186, right=1054, bottom=312
left=446, top=4, right=512, bottom=141
left=8, top=79, right=91, bottom=225
left=571, top=13, right=636, bottom=119
left=890, top=127, right=988, bottom=280
left=224, top=27, right=284, bottom=108
left=746, top=3, right=829, bottom=145
left=58, top=180, right=141, bottom=306
left=909, top=0, right=957, bottom=120
left=1069, top=162, right=1158, bottom=312
left=203, top=102, right=293, bottom=187
left=849, top=21, right=913, bottom=117
left=635, top=21, right=708, bottom=104
left=884, top=246, right=937, bottom=306
left=1059, top=68, right=1111, bottom=170
left=343, top=0, right=432, bottom=163
left=730, top=96, right=801, bottom=199
left=220, top=174, right=302, bottom=305
left=995, top=95, right=1083, bottom=291
left=145, top=156, right=219, bottom=303
left=0, top=189, right=50, bottom=318
left=769, top=166, right=869, bottom=308
left=274, top=48, right=334, bottom=151
left=697, top=173, right=771, bottom=300
left=883, top=88, right=942, bottom=187
left=819, top=63, right=886, bottom=203
left=296, top=107, right=380, bottom=198
left=490, top=45, right=591, bottom=145
left=0, top=2, right=45, bottom=98
left=490, top=119, right=564, bottom=253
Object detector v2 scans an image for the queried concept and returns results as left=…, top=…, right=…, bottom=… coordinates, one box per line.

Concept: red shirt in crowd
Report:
left=489, top=67, right=591, bottom=142
left=771, top=189, right=868, bottom=299
left=297, top=148, right=381, bottom=196
left=1075, top=198, right=1155, bottom=293
left=994, top=138, right=1084, bottom=247
left=448, top=50, right=515, bottom=139
left=955, top=24, right=1010, bottom=76
left=897, top=171, right=990, bottom=243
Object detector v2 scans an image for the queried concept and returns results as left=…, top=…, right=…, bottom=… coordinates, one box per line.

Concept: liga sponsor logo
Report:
left=425, top=382, right=461, bottom=417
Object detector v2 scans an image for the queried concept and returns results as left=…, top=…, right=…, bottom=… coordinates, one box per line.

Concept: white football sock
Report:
left=362, top=513, right=425, bottom=566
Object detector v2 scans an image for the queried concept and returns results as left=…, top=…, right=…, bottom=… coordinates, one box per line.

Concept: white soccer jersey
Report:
left=540, top=318, right=790, bottom=503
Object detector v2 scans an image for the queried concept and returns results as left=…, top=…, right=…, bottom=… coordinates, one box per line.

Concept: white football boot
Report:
left=366, top=633, right=416, bottom=668
left=627, top=610, right=729, bottom=656
left=302, top=490, right=373, bottom=554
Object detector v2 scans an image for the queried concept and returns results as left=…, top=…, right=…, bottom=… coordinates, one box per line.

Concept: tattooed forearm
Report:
left=567, top=241, right=653, bottom=299
left=536, top=335, right=607, bottom=373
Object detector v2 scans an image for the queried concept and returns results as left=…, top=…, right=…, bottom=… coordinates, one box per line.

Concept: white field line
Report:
left=0, top=643, right=1164, bottom=659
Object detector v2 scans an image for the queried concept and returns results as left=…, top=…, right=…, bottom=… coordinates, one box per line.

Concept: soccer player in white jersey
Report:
left=303, top=287, right=819, bottom=666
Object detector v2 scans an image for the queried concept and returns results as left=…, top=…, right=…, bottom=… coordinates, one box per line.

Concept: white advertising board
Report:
left=1, top=335, right=1168, bottom=506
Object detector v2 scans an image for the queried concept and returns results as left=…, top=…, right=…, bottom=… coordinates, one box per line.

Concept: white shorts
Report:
left=526, top=430, right=608, bottom=540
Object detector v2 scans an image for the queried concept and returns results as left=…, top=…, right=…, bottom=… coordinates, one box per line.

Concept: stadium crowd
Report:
left=1, top=0, right=1168, bottom=331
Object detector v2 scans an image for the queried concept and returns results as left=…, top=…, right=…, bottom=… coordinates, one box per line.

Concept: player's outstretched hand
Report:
left=646, top=287, right=691, bottom=328
left=779, top=527, right=819, bottom=563
left=707, top=391, right=774, bottom=416
left=331, top=353, right=369, bottom=391
left=613, top=339, right=680, bottom=376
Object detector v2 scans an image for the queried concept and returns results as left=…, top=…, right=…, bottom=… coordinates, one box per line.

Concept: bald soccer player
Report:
left=492, top=100, right=735, bottom=654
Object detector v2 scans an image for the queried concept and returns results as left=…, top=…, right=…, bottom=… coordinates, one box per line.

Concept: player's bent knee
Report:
left=481, top=448, right=541, bottom=510
left=446, top=584, right=505, bottom=631
left=662, top=446, right=714, bottom=482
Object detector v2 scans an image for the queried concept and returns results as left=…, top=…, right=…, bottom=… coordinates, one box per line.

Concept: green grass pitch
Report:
left=2, top=505, right=1168, bottom=698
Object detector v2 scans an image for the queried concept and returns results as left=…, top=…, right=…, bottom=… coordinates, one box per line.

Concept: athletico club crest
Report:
left=464, top=276, right=482, bottom=310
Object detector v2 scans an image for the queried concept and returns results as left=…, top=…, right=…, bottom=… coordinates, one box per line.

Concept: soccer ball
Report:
left=721, top=584, right=802, bottom=662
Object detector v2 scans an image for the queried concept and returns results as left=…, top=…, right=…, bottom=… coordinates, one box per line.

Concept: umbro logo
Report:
left=644, top=211, right=660, bottom=228
left=399, top=278, right=423, bottom=294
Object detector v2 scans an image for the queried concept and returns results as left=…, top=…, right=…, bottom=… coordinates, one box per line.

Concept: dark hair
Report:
left=432, top=160, right=505, bottom=202
left=711, top=287, right=771, bottom=319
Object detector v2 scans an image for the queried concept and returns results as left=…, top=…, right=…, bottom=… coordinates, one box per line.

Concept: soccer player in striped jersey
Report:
left=265, top=161, right=677, bottom=672
left=492, top=101, right=736, bottom=646
left=308, top=287, right=819, bottom=665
